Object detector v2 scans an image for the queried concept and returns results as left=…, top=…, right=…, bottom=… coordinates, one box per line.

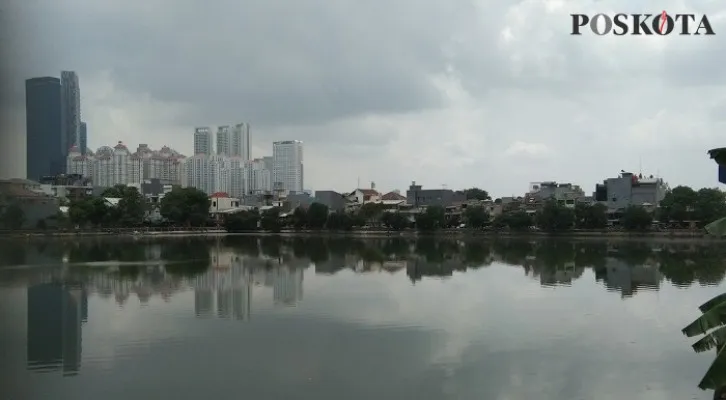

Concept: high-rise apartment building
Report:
left=232, top=123, right=250, bottom=161
left=193, top=127, right=214, bottom=155
left=216, top=123, right=250, bottom=161
left=244, top=158, right=272, bottom=194
left=272, top=140, right=303, bottom=193
left=26, top=77, right=64, bottom=179
left=216, top=126, right=231, bottom=156
left=67, top=143, right=185, bottom=186
left=182, top=154, right=229, bottom=194
left=61, top=71, right=81, bottom=152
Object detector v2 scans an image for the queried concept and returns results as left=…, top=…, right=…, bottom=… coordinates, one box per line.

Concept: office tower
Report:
left=232, top=123, right=250, bottom=161
left=26, top=77, right=64, bottom=179
left=272, top=140, right=304, bottom=193
left=80, top=122, right=87, bottom=155
left=193, top=127, right=214, bottom=155
left=216, top=125, right=231, bottom=156
left=61, top=71, right=81, bottom=152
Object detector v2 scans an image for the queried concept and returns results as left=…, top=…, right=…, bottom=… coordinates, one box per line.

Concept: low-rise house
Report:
left=209, top=192, right=241, bottom=213
left=37, top=174, right=100, bottom=201
left=0, top=179, right=59, bottom=228
left=314, top=190, right=347, bottom=212
left=406, top=181, right=466, bottom=208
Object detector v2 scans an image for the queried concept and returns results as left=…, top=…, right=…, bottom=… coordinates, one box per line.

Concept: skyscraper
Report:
left=193, top=127, right=214, bottom=155
left=80, top=122, right=87, bottom=155
left=272, top=140, right=303, bottom=193
left=61, top=71, right=81, bottom=152
left=25, top=77, right=64, bottom=179
left=216, top=125, right=231, bottom=156
left=232, top=123, right=250, bottom=161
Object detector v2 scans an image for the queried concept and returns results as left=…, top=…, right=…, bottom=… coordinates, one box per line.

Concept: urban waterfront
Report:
left=1, top=236, right=725, bottom=400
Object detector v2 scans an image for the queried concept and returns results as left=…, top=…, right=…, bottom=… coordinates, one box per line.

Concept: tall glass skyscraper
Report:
left=25, top=77, right=63, bottom=179
left=61, top=71, right=81, bottom=152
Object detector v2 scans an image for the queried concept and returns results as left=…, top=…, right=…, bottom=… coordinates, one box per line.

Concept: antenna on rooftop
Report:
left=442, top=183, right=448, bottom=190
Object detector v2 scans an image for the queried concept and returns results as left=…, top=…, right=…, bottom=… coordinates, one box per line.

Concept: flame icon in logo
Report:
left=659, top=10, right=668, bottom=33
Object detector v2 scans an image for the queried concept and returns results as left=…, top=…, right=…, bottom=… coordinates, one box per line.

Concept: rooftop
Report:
left=709, top=147, right=726, bottom=165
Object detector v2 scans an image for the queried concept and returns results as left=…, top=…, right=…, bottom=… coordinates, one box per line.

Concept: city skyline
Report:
left=1, top=0, right=724, bottom=195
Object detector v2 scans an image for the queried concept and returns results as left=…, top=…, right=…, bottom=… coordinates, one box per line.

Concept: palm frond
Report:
left=698, top=343, right=726, bottom=390
left=683, top=299, right=726, bottom=337
left=693, top=326, right=726, bottom=353
left=701, top=293, right=726, bottom=313
left=705, top=217, right=726, bottom=237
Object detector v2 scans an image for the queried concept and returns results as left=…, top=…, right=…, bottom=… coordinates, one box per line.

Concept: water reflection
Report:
left=1, top=237, right=725, bottom=295
left=27, top=283, right=86, bottom=375
left=0, top=235, right=724, bottom=398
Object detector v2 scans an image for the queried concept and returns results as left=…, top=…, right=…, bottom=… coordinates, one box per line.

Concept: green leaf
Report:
left=683, top=298, right=726, bottom=337
left=705, top=217, right=726, bottom=237
left=693, top=325, right=726, bottom=353
left=701, top=293, right=726, bottom=313
left=698, top=343, right=726, bottom=390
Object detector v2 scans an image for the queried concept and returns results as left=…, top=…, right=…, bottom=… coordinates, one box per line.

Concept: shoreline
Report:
left=0, top=228, right=721, bottom=242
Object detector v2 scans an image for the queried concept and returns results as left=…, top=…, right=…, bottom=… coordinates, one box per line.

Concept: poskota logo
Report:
left=571, top=12, right=715, bottom=35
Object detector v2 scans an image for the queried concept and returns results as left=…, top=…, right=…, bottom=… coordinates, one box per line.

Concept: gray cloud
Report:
left=1, top=0, right=724, bottom=194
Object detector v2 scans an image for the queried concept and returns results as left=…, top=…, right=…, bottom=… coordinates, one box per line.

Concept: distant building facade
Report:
left=26, top=77, right=64, bottom=180
left=272, top=140, right=303, bottom=193
left=314, top=190, right=346, bottom=212
left=61, top=71, right=81, bottom=152
left=593, top=172, right=668, bottom=210
left=79, top=122, right=88, bottom=155
left=406, top=181, right=466, bottom=207
left=193, top=127, right=214, bottom=155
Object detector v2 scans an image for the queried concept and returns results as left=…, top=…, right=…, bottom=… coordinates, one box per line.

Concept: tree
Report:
left=68, top=197, right=109, bottom=227
left=464, top=206, right=490, bottom=228
left=1, top=202, right=25, bottom=230
left=659, top=186, right=698, bottom=224
left=326, top=211, right=354, bottom=231
left=683, top=293, right=726, bottom=391
left=260, top=207, right=281, bottom=232
left=621, top=205, right=652, bottom=231
left=535, top=200, right=574, bottom=232
left=415, top=205, right=446, bottom=231
left=358, top=203, right=385, bottom=226
left=506, top=211, right=532, bottom=231
left=291, top=207, right=307, bottom=229
left=224, top=210, right=260, bottom=232
left=574, top=203, right=608, bottom=229
left=159, top=187, right=210, bottom=226
left=695, top=188, right=726, bottom=227
left=380, top=211, right=409, bottom=230
left=115, top=187, right=146, bottom=226
left=307, top=203, right=329, bottom=229
left=463, top=188, right=491, bottom=201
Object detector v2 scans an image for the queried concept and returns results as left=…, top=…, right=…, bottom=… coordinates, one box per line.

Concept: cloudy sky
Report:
left=1, top=0, right=724, bottom=196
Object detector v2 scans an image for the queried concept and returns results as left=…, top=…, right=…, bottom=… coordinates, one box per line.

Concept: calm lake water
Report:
left=1, top=236, right=725, bottom=400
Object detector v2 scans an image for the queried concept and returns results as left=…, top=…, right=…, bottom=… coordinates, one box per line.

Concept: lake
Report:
left=1, top=236, right=725, bottom=400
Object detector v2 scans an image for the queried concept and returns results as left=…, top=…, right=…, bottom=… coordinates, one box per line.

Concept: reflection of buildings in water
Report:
left=193, top=258, right=251, bottom=320
left=27, top=283, right=87, bottom=375
left=78, top=265, right=185, bottom=305
left=525, top=261, right=584, bottom=286
left=273, top=267, right=304, bottom=306
left=351, top=260, right=408, bottom=274
left=596, top=258, right=663, bottom=298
